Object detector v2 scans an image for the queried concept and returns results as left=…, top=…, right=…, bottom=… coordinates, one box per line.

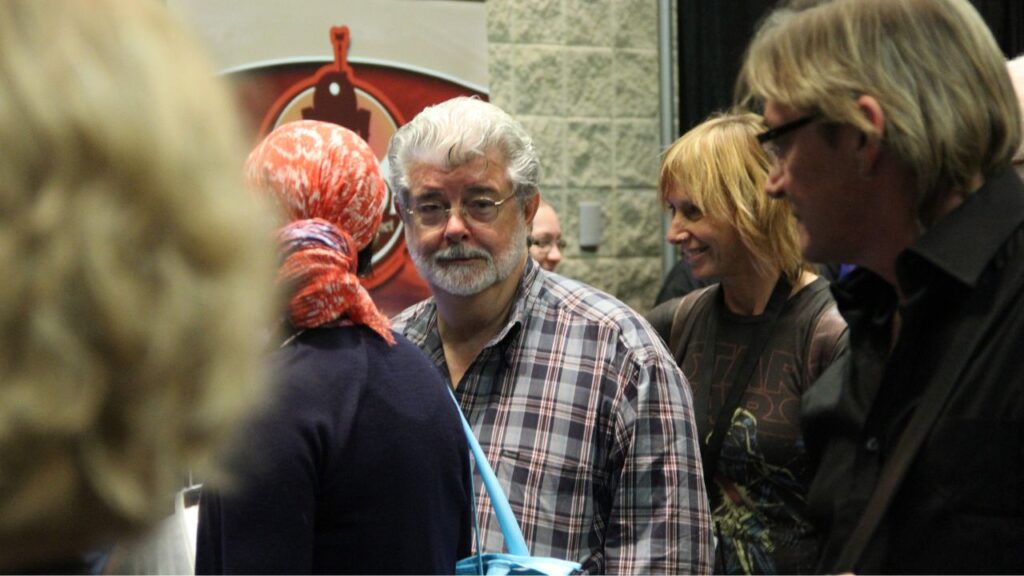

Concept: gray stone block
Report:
left=612, top=256, right=664, bottom=312
left=565, top=0, right=614, bottom=47
left=567, top=120, right=614, bottom=187
left=487, top=0, right=513, bottom=44
left=536, top=188, right=567, bottom=219
left=614, top=0, right=658, bottom=50
left=557, top=256, right=662, bottom=313
left=565, top=48, right=615, bottom=117
left=480, top=0, right=671, bottom=311
left=519, top=116, right=567, bottom=188
left=615, top=50, right=659, bottom=119
left=487, top=44, right=517, bottom=112
left=510, top=0, right=563, bottom=44
left=603, top=189, right=663, bottom=257
left=614, top=119, right=660, bottom=187
left=515, top=47, right=566, bottom=116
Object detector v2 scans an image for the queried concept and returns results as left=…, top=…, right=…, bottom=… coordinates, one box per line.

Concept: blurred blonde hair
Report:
left=1008, top=54, right=1024, bottom=169
left=738, top=0, right=1022, bottom=226
left=0, top=0, right=276, bottom=567
left=660, top=112, right=807, bottom=283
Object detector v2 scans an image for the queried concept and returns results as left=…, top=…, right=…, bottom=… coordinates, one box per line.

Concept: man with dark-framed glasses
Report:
left=386, top=96, right=714, bottom=574
left=739, top=0, right=1024, bottom=573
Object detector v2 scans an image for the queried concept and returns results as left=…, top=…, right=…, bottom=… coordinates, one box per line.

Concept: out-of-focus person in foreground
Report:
left=0, top=0, right=277, bottom=571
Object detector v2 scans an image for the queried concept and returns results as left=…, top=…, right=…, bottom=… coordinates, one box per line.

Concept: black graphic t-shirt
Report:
left=670, top=278, right=848, bottom=574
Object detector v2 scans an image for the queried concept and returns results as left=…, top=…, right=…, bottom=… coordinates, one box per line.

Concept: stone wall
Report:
left=487, top=0, right=668, bottom=313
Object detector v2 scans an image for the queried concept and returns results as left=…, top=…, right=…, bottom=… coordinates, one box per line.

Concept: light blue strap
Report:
left=466, top=452, right=484, bottom=575
left=448, top=388, right=530, bottom=557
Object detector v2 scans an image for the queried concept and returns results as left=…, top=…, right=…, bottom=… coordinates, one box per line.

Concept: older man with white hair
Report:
left=387, top=97, right=713, bottom=575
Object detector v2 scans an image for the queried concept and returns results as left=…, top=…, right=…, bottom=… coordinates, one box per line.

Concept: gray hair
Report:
left=386, top=97, right=541, bottom=208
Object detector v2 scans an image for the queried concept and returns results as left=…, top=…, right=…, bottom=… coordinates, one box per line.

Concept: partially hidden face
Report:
left=402, top=152, right=531, bottom=296
left=664, top=186, right=750, bottom=281
left=529, top=204, right=563, bottom=272
left=762, top=100, right=866, bottom=265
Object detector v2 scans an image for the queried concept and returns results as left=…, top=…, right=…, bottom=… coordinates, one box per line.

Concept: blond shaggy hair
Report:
left=660, top=112, right=807, bottom=284
left=738, top=0, right=1022, bottom=226
left=0, top=0, right=276, bottom=567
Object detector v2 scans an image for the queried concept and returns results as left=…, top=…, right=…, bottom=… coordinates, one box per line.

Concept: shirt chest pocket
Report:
left=494, top=448, right=599, bottom=552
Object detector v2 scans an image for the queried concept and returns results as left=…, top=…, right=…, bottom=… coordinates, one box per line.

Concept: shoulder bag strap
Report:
left=669, top=288, right=713, bottom=355
left=835, top=256, right=1024, bottom=572
left=700, top=276, right=792, bottom=487
left=670, top=287, right=718, bottom=443
left=446, top=389, right=531, bottom=557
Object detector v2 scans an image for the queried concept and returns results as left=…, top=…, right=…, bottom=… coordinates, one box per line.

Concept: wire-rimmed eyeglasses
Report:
left=404, top=190, right=517, bottom=229
left=528, top=236, right=567, bottom=253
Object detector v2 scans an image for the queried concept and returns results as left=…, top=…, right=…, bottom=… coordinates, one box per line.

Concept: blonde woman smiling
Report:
left=647, top=112, right=848, bottom=575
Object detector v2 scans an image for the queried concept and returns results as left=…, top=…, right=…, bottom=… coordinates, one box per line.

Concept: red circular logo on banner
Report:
left=228, top=25, right=486, bottom=316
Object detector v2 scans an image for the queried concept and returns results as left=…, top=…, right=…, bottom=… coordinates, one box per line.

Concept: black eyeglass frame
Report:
left=756, top=114, right=818, bottom=145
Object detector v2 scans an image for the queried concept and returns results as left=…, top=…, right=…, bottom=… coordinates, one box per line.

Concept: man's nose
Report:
left=548, top=243, right=562, bottom=263
left=443, top=206, right=471, bottom=241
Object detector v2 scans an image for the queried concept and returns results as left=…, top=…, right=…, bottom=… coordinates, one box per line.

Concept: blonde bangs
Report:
left=661, top=113, right=806, bottom=281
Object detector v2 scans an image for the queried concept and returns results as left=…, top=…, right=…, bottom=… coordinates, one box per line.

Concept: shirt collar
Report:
left=831, top=265, right=895, bottom=318
left=506, top=257, right=540, bottom=324
left=398, top=299, right=442, bottom=358
left=491, top=257, right=542, bottom=359
left=902, top=169, right=1024, bottom=288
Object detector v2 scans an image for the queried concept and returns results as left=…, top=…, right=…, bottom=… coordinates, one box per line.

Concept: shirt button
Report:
left=865, top=437, right=880, bottom=453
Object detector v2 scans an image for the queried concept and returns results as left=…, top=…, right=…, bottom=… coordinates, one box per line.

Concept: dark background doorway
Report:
left=676, top=0, right=1024, bottom=136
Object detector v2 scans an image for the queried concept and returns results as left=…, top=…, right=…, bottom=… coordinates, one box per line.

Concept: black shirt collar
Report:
left=832, top=169, right=1024, bottom=315
left=903, top=168, right=1024, bottom=289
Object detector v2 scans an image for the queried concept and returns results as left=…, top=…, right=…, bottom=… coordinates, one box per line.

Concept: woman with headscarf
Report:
left=196, top=121, right=471, bottom=575
left=645, top=112, right=848, bottom=574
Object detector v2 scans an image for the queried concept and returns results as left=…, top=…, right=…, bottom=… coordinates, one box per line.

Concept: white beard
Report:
left=408, top=220, right=529, bottom=296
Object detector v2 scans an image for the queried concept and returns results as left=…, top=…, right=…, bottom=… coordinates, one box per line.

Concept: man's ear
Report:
left=855, top=94, right=886, bottom=176
left=524, top=192, right=541, bottom=226
left=393, top=187, right=411, bottom=225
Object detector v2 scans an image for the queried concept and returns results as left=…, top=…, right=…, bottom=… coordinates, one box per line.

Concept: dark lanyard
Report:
left=695, top=275, right=792, bottom=488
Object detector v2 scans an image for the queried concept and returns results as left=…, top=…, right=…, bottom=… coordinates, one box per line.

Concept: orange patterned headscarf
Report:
left=247, top=120, right=393, bottom=344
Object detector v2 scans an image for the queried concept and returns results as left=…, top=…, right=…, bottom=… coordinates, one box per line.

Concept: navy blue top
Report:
left=196, top=326, right=472, bottom=574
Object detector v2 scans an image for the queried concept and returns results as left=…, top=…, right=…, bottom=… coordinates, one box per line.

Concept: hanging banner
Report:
left=168, top=0, right=488, bottom=316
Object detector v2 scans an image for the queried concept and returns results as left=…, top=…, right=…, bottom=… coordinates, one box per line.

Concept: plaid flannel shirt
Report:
left=392, top=259, right=714, bottom=574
